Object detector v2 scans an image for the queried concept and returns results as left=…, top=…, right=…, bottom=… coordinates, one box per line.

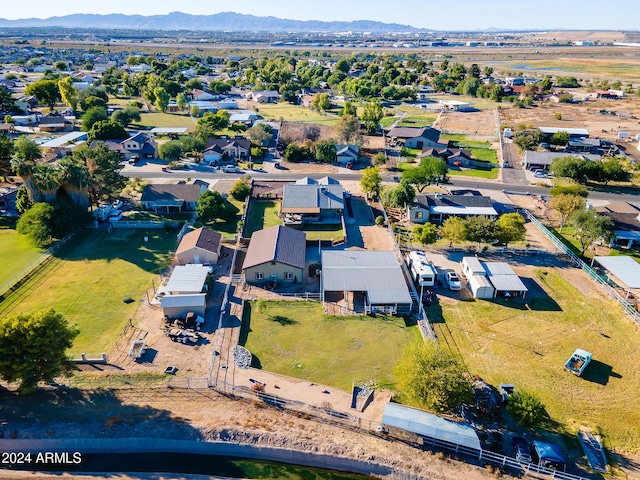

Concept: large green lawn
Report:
left=131, top=112, right=197, bottom=130
left=241, top=301, right=420, bottom=390
left=429, top=269, right=640, bottom=452
left=255, top=103, right=338, bottom=125
left=302, top=224, right=344, bottom=241
left=0, top=230, right=44, bottom=287
left=5, top=229, right=177, bottom=354
left=244, top=200, right=282, bottom=237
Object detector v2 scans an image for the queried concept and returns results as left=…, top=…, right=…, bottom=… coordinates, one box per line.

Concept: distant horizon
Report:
left=1, top=1, right=639, bottom=31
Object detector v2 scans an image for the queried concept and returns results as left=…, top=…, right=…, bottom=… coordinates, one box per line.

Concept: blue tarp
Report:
left=533, top=441, right=566, bottom=465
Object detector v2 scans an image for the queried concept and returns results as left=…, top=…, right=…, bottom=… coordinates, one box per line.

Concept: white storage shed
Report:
left=469, top=274, right=495, bottom=299
left=461, top=256, right=485, bottom=279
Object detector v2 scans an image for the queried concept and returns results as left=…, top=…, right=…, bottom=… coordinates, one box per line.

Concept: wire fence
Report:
left=523, top=209, right=640, bottom=325
left=0, top=232, right=75, bottom=298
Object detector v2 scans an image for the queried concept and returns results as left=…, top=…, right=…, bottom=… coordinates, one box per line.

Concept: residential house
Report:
left=37, top=115, right=74, bottom=132
left=188, top=101, right=218, bottom=115
left=92, top=133, right=158, bottom=161
left=141, top=183, right=206, bottom=213
left=321, top=250, right=413, bottom=315
left=191, top=89, right=217, bottom=101
left=522, top=152, right=600, bottom=171
left=216, top=99, right=238, bottom=110
left=387, top=126, right=447, bottom=149
left=242, top=225, right=306, bottom=285
left=160, top=265, right=209, bottom=317
left=335, top=144, right=359, bottom=166
left=229, top=110, right=258, bottom=126
left=281, top=177, right=344, bottom=226
left=420, top=147, right=491, bottom=170
left=408, top=193, right=498, bottom=224
left=247, top=90, right=281, bottom=103
left=15, top=95, right=37, bottom=113
left=0, top=124, right=16, bottom=134
left=175, top=227, right=223, bottom=265
left=202, top=138, right=251, bottom=164
left=596, top=201, right=640, bottom=248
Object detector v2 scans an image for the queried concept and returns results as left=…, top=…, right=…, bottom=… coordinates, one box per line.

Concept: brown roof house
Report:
left=37, top=115, right=74, bottom=132
left=242, top=225, right=306, bottom=285
left=141, top=182, right=207, bottom=213
left=176, top=227, right=223, bottom=265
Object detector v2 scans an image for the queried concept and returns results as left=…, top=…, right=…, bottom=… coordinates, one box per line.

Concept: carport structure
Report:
left=484, top=262, right=528, bottom=299
left=592, top=256, right=640, bottom=300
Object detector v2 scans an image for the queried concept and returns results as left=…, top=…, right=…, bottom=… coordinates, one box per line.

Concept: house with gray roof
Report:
left=336, top=144, right=359, bottom=166
left=321, top=250, right=412, bottom=315
left=91, top=132, right=158, bottom=161
left=242, top=225, right=306, bottom=285
left=281, top=177, right=344, bottom=226
left=408, top=193, right=498, bottom=224
left=387, top=126, right=447, bottom=149
left=523, top=151, right=601, bottom=170
left=141, top=182, right=207, bottom=213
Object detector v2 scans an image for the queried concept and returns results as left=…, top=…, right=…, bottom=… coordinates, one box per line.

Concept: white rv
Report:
left=405, top=251, right=436, bottom=287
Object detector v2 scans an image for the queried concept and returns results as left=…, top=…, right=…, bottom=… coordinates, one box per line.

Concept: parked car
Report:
left=222, top=165, right=241, bottom=173
left=445, top=271, right=462, bottom=291
left=540, top=142, right=551, bottom=150
left=512, top=436, right=532, bottom=463
left=128, top=155, right=140, bottom=165
left=108, top=210, right=123, bottom=223
left=533, top=171, right=548, bottom=178
left=345, top=162, right=353, bottom=169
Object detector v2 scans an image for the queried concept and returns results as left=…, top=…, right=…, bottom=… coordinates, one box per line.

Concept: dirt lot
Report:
left=436, top=109, right=499, bottom=138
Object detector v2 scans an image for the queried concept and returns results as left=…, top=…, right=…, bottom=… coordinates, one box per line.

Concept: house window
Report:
left=256, top=272, right=264, bottom=280
left=415, top=211, right=423, bottom=219
left=285, top=272, right=293, bottom=280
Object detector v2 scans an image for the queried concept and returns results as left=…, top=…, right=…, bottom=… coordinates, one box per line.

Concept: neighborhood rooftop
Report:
left=593, top=256, right=640, bottom=289
left=164, top=265, right=209, bottom=294
left=242, top=225, right=307, bottom=270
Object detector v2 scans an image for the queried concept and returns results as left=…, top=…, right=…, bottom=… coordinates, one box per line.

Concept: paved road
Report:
left=501, top=139, right=528, bottom=186
left=123, top=166, right=640, bottom=203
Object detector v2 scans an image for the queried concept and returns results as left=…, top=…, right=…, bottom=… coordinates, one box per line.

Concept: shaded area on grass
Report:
left=0, top=229, right=44, bottom=286
left=243, top=200, right=282, bottom=238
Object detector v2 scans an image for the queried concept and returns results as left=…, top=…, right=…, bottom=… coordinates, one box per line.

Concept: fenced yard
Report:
left=240, top=300, right=421, bottom=391
left=428, top=267, right=640, bottom=453
left=0, top=230, right=44, bottom=286
left=243, top=200, right=282, bottom=237
left=1, top=229, right=177, bottom=354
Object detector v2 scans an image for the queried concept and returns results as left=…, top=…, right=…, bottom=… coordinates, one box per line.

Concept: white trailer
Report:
left=405, top=251, right=436, bottom=287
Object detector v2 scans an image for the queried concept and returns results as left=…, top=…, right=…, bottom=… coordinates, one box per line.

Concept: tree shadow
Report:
left=268, top=315, right=298, bottom=326
left=580, top=360, right=622, bottom=386
left=250, top=352, right=262, bottom=369
left=238, top=300, right=251, bottom=347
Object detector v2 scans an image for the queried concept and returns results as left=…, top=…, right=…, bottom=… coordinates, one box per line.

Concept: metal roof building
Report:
left=40, top=131, right=88, bottom=148
left=539, top=126, right=589, bottom=137
left=149, top=127, right=189, bottom=135
left=484, top=262, right=528, bottom=298
left=321, top=250, right=412, bottom=314
left=165, top=265, right=209, bottom=294
left=593, top=256, right=640, bottom=291
left=382, top=403, right=481, bottom=451
left=161, top=293, right=206, bottom=317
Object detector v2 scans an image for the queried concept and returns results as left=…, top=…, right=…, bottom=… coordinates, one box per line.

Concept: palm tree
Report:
left=57, top=158, right=90, bottom=209
left=33, top=164, right=59, bottom=202
left=11, top=136, right=42, bottom=201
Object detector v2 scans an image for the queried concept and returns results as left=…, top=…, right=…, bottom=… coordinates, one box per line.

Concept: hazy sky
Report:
left=1, top=0, right=638, bottom=30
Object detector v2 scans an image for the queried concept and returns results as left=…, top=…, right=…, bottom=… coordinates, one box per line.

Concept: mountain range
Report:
left=0, top=11, right=420, bottom=32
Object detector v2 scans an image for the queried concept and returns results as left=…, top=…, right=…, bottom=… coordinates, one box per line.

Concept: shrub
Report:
left=507, top=390, right=545, bottom=427
left=375, top=215, right=385, bottom=226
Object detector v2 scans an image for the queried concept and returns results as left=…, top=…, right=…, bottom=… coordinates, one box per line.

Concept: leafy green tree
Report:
left=87, top=120, right=128, bottom=143
left=230, top=179, right=251, bottom=201
left=375, top=215, right=385, bottom=226
left=179, top=135, right=205, bottom=154
left=16, top=202, right=56, bottom=246
left=393, top=341, right=472, bottom=414
left=569, top=209, right=614, bottom=255
left=0, top=134, right=14, bottom=182
left=335, top=114, right=361, bottom=144
left=81, top=106, right=108, bottom=132
left=54, top=61, right=68, bottom=71
left=334, top=58, right=351, bottom=74
left=506, top=390, right=545, bottom=427
left=0, top=86, right=20, bottom=114
left=80, top=95, right=108, bottom=111
left=311, top=93, right=331, bottom=112
left=342, top=100, right=357, bottom=117
left=382, top=182, right=415, bottom=207
left=246, top=124, right=273, bottom=146
left=496, top=213, right=526, bottom=246
left=154, top=87, right=170, bottom=112
left=57, top=76, right=78, bottom=112
left=440, top=217, right=468, bottom=246
left=360, top=166, right=382, bottom=200
left=190, top=105, right=201, bottom=118
left=284, top=143, right=310, bottom=163
left=15, top=185, right=32, bottom=214
left=548, top=194, right=586, bottom=233
left=158, top=141, right=183, bottom=161
left=176, top=92, right=188, bottom=112
left=315, top=139, right=337, bottom=163
left=601, top=158, right=630, bottom=184
left=11, top=136, right=41, bottom=200
left=513, top=130, right=544, bottom=152
left=72, top=143, right=126, bottom=207
left=413, top=223, right=438, bottom=245
left=195, top=110, right=231, bottom=141
left=196, top=190, right=230, bottom=223
left=549, top=156, right=598, bottom=184
left=111, top=105, right=141, bottom=128
left=373, top=152, right=386, bottom=166
left=550, top=131, right=570, bottom=146
left=25, top=79, right=61, bottom=110
left=466, top=216, right=498, bottom=245
left=361, top=99, right=383, bottom=134
left=0, top=308, right=79, bottom=393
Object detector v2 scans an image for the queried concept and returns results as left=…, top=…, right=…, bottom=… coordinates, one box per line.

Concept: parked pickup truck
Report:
left=165, top=328, right=200, bottom=345
left=565, top=349, right=592, bottom=376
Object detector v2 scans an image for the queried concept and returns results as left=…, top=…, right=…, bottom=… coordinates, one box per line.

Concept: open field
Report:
left=241, top=301, right=420, bottom=391
left=244, top=200, right=282, bottom=237
left=488, top=58, right=640, bottom=80
left=2, top=229, right=177, bottom=354
left=428, top=268, right=640, bottom=452
left=0, top=230, right=43, bottom=286
left=131, top=112, right=197, bottom=130
left=254, top=103, right=338, bottom=126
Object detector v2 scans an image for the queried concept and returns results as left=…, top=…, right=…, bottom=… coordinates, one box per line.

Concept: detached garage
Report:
left=469, top=274, right=495, bottom=299
left=161, top=293, right=206, bottom=318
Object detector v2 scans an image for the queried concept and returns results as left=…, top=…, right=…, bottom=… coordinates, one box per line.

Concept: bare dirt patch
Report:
left=437, top=110, right=498, bottom=137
